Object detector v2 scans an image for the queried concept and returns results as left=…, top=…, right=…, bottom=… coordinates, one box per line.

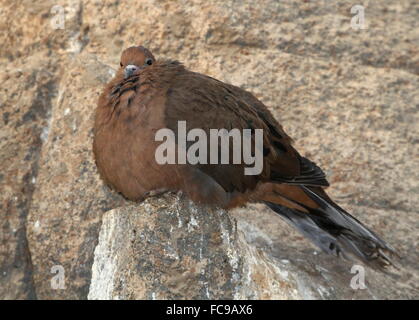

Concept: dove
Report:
left=93, top=45, right=397, bottom=269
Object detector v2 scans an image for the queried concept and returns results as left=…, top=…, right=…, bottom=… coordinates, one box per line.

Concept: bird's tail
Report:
left=263, top=185, right=399, bottom=270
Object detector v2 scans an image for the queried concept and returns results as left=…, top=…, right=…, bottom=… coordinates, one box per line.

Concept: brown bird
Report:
left=93, top=45, right=397, bottom=270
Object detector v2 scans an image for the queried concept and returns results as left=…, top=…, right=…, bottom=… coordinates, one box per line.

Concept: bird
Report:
left=93, top=45, right=398, bottom=270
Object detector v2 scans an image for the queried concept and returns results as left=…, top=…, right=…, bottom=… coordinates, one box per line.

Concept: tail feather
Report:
left=265, top=186, right=398, bottom=270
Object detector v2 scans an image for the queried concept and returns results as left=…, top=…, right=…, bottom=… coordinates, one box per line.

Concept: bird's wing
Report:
left=163, top=70, right=329, bottom=193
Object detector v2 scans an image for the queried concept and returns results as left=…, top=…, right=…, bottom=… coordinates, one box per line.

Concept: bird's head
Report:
left=118, top=45, right=155, bottom=79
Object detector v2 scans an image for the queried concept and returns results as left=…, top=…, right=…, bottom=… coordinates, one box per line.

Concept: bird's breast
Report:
left=93, top=82, right=180, bottom=201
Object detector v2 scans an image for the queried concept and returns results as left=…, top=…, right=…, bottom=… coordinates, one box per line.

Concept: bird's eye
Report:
left=145, top=58, right=153, bottom=66
left=120, top=62, right=123, bottom=67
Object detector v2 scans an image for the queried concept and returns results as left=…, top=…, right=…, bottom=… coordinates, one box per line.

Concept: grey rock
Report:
left=88, top=193, right=300, bottom=300
left=88, top=193, right=386, bottom=300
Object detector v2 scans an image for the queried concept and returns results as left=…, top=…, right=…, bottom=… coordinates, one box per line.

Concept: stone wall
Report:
left=0, top=0, right=417, bottom=299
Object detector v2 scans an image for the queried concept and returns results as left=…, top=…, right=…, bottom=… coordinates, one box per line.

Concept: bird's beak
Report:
left=124, top=64, right=139, bottom=79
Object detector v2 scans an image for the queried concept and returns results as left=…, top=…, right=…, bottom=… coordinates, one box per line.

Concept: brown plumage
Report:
left=93, top=45, right=398, bottom=270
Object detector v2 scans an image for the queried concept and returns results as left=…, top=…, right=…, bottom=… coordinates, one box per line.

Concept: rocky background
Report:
left=0, top=0, right=418, bottom=299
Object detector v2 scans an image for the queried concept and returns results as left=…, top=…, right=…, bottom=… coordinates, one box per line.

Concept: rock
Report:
left=88, top=193, right=402, bottom=300
left=25, top=53, right=126, bottom=299
left=87, top=193, right=309, bottom=300
left=89, top=194, right=301, bottom=300
left=0, top=54, right=57, bottom=299
left=1, top=0, right=418, bottom=299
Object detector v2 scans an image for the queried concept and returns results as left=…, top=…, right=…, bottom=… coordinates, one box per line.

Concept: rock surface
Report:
left=88, top=193, right=380, bottom=300
left=0, top=0, right=418, bottom=299
left=88, top=193, right=303, bottom=300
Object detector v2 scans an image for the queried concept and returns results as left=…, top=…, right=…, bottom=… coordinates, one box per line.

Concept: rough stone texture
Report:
left=0, top=53, right=57, bottom=299
left=89, top=193, right=380, bottom=300
left=88, top=194, right=302, bottom=300
left=25, top=53, right=125, bottom=299
left=0, top=0, right=418, bottom=299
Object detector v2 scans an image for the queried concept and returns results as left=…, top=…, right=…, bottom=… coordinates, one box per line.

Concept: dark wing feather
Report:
left=271, top=156, right=329, bottom=187
left=220, top=80, right=329, bottom=187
